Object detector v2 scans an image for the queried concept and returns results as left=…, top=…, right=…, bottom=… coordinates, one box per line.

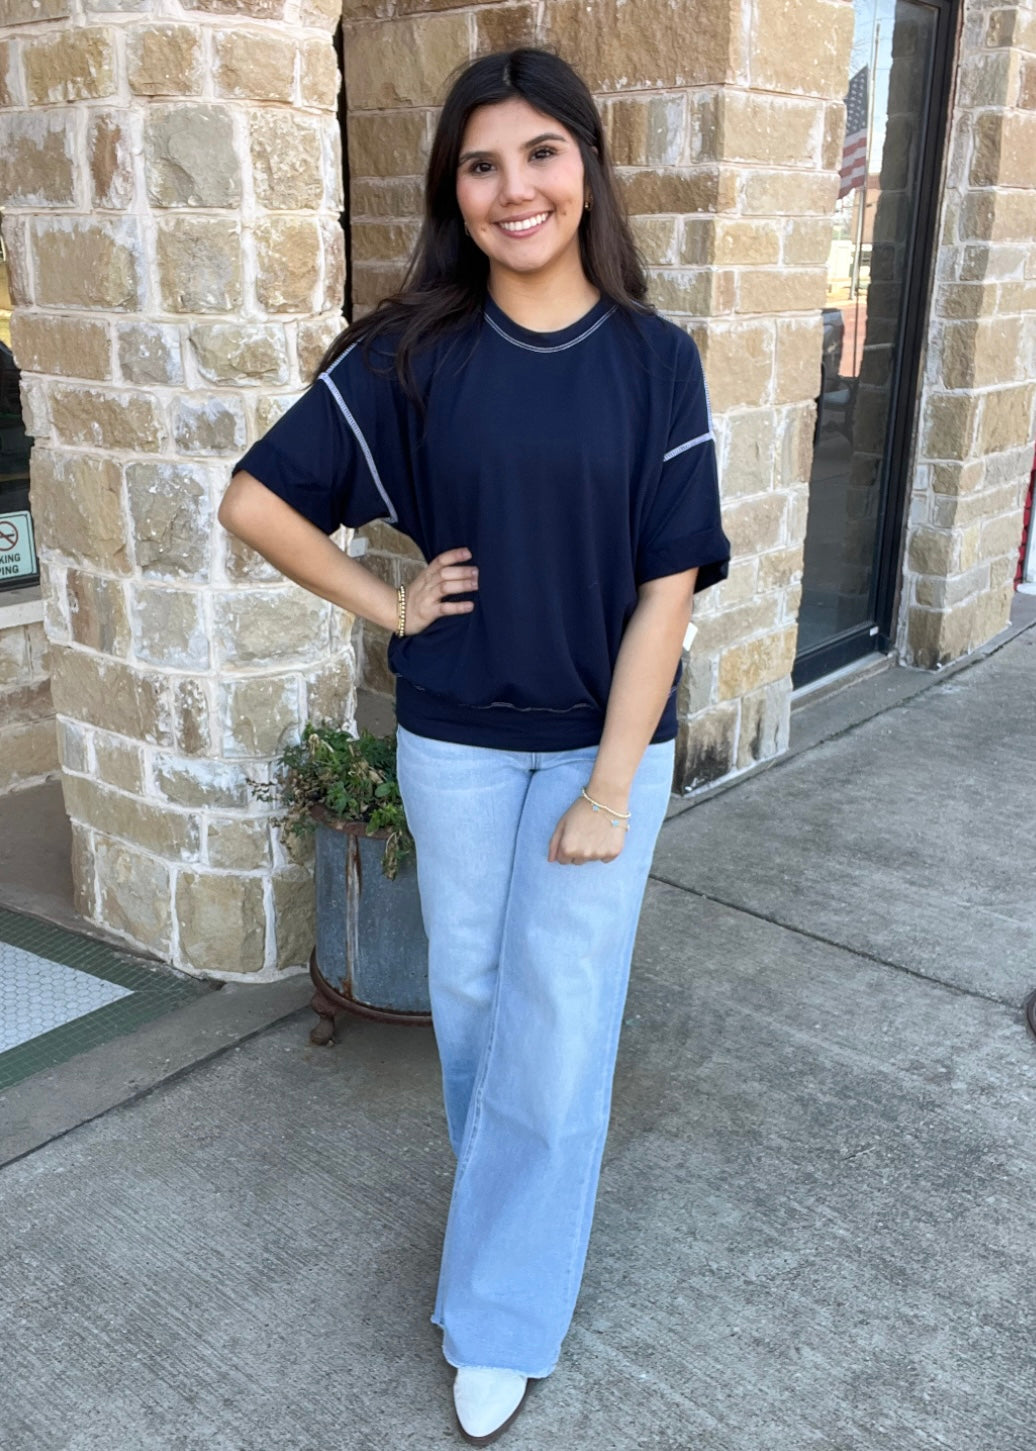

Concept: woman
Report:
left=220, top=48, right=730, bottom=1446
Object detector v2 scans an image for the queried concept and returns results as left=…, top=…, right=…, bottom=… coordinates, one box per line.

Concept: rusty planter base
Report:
left=308, top=949, right=432, bottom=1046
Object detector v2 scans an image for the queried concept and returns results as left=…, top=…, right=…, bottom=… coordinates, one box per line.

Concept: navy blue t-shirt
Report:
left=233, top=294, right=730, bottom=751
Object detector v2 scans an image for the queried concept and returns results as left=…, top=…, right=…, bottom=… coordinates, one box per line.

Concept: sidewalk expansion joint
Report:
left=648, top=872, right=1023, bottom=1013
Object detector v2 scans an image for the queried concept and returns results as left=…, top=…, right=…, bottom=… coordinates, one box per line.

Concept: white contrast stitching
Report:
left=319, top=348, right=398, bottom=525
left=662, top=431, right=714, bottom=464
left=483, top=306, right=616, bottom=353
left=404, top=681, right=598, bottom=713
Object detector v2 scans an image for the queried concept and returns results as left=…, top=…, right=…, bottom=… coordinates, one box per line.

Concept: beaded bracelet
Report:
left=580, top=787, right=631, bottom=831
left=396, top=584, right=406, bottom=638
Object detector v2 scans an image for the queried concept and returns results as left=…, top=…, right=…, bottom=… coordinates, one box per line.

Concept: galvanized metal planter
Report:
left=308, top=805, right=430, bottom=1045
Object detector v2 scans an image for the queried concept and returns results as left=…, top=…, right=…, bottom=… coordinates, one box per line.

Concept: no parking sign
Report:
left=0, top=511, right=37, bottom=584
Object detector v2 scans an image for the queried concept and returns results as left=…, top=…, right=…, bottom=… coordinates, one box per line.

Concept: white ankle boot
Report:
left=453, top=1366, right=529, bottom=1446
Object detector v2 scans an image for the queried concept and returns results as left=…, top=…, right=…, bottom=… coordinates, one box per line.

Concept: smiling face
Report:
left=455, top=97, right=590, bottom=290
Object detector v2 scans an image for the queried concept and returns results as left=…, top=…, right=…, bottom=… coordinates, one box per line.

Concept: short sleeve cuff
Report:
left=636, top=525, right=731, bottom=592
left=233, top=436, right=344, bottom=536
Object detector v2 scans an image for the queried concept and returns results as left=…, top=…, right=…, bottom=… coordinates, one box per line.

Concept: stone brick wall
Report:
left=342, top=0, right=854, bottom=792
left=902, top=0, right=1036, bottom=666
left=0, top=612, right=59, bottom=793
left=0, top=0, right=348, bottom=975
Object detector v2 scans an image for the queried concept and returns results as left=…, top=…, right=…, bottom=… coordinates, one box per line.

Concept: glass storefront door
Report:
left=794, top=0, right=954, bottom=685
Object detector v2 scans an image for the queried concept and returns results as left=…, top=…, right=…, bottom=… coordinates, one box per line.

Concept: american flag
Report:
left=838, top=66, right=869, bottom=199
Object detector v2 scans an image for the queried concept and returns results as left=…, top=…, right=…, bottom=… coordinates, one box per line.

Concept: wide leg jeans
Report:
left=395, top=724, right=675, bottom=1378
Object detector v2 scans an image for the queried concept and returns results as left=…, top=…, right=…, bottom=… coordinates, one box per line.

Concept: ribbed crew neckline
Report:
left=482, top=292, right=616, bottom=353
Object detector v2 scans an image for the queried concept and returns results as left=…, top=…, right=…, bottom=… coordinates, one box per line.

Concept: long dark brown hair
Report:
left=316, top=47, right=650, bottom=399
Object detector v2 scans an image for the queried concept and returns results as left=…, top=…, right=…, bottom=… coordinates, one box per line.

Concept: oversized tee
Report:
left=233, top=293, right=731, bottom=751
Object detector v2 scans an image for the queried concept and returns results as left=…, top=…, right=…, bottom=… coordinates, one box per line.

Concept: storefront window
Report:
left=795, top=0, right=952, bottom=683
left=0, top=222, right=39, bottom=592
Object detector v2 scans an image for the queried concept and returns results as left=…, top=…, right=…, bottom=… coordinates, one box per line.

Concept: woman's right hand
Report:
left=404, top=547, right=478, bottom=635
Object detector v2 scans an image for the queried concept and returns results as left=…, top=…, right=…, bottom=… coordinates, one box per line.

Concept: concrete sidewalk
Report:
left=1, top=628, right=1034, bottom=1451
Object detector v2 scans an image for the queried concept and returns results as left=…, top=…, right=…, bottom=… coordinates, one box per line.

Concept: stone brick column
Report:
left=555, top=0, right=854, bottom=791
left=903, top=0, right=1036, bottom=666
left=0, top=0, right=346, bottom=975
left=342, top=0, right=854, bottom=793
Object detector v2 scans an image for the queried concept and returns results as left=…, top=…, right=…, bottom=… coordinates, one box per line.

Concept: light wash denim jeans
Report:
left=395, top=724, right=676, bottom=1379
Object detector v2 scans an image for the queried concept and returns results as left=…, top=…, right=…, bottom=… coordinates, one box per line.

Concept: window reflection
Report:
left=799, top=0, right=935, bottom=661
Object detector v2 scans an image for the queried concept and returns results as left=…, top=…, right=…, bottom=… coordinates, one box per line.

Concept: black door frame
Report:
left=793, top=0, right=959, bottom=689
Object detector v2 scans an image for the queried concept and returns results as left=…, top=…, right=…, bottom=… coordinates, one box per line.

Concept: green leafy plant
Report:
left=251, top=724, right=414, bottom=879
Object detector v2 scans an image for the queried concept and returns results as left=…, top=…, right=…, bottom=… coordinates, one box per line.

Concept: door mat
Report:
left=0, top=908, right=212, bottom=1092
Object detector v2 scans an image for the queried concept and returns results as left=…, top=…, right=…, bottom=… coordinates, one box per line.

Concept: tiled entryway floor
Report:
left=0, top=908, right=212, bottom=1091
